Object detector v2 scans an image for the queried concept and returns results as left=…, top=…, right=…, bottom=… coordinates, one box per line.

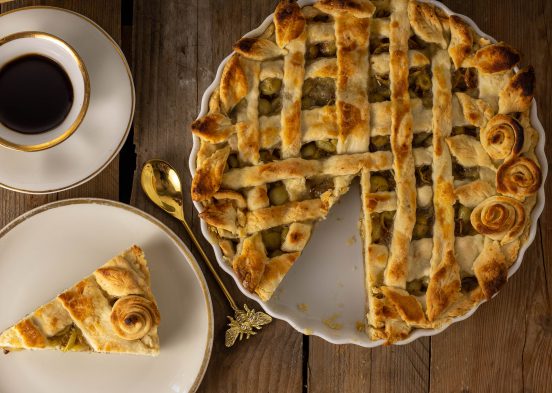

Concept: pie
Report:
left=0, top=246, right=161, bottom=355
left=191, top=0, right=542, bottom=343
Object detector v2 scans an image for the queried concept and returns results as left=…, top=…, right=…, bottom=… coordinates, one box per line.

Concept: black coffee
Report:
left=0, top=54, right=74, bottom=134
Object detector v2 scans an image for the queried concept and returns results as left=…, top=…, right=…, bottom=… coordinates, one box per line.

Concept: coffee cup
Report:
left=0, top=31, right=89, bottom=151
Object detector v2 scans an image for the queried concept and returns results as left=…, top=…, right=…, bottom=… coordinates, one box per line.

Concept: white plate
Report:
left=0, top=199, right=213, bottom=393
left=189, top=0, right=548, bottom=347
left=0, top=7, right=134, bottom=194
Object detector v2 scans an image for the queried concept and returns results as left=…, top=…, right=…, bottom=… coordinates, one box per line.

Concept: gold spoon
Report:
left=140, top=159, right=272, bottom=347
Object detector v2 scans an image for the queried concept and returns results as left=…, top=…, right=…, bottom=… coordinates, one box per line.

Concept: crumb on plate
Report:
left=323, top=313, right=343, bottom=330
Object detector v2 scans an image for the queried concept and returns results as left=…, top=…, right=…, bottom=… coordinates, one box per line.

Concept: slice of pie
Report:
left=191, top=0, right=542, bottom=343
left=0, top=245, right=161, bottom=356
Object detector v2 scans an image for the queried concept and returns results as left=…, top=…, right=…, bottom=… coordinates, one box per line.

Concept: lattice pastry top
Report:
left=191, top=0, right=542, bottom=343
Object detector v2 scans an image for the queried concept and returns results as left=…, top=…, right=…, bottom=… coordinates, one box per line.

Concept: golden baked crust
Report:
left=384, top=0, right=416, bottom=290
left=191, top=0, right=542, bottom=344
left=496, top=156, right=541, bottom=200
left=0, top=246, right=160, bottom=356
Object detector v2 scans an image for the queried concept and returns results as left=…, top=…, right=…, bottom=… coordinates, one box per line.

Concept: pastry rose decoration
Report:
left=496, top=156, right=542, bottom=200
left=480, top=114, right=524, bottom=160
left=111, top=295, right=160, bottom=341
left=470, top=196, right=526, bottom=244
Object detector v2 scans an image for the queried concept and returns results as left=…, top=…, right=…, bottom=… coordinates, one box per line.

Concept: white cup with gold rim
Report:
left=0, top=31, right=89, bottom=152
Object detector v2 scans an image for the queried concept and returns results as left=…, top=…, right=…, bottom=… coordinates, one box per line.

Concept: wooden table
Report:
left=0, top=0, right=550, bottom=392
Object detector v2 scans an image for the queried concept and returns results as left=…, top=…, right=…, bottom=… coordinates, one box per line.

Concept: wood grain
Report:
left=309, top=338, right=430, bottom=392
left=130, top=1, right=302, bottom=392
left=1, top=0, right=550, bottom=392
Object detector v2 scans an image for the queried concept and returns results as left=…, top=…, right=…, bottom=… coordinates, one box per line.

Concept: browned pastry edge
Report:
left=274, top=0, right=306, bottom=48
left=473, top=42, right=520, bottom=74
left=496, top=156, right=542, bottom=200
left=480, top=114, right=524, bottom=160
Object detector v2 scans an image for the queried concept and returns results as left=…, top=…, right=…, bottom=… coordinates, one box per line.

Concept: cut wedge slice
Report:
left=0, top=245, right=160, bottom=356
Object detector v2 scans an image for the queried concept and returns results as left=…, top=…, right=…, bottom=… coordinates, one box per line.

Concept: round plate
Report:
left=0, top=7, right=134, bottom=194
left=0, top=199, right=213, bottom=393
left=189, top=0, right=548, bottom=347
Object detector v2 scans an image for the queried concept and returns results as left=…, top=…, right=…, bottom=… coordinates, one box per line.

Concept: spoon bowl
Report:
left=141, top=160, right=185, bottom=222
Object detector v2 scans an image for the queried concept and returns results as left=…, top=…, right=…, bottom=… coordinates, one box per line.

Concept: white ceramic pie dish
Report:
left=189, top=0, right=548, bottom=347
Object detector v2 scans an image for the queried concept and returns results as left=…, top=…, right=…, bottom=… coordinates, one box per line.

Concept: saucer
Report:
left=0, top=7, right=134, bottom=193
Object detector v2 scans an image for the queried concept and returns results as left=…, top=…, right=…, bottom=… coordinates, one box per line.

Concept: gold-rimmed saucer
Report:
left=0, top=7, right=134, bottom=194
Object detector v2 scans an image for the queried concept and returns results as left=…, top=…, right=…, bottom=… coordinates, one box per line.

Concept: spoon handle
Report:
left=178, top=216, right=239, bottom=311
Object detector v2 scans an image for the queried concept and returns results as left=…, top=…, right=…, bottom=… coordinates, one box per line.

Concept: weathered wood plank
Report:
left=130, top=0, right=302, bottom=391
left=308, top=339, right=371, bottom=393
left=309, top=337, right=429, bottom=393
left=430, top=1, right=552, bottom=393
left=522, top=0, right=552, bottom=390
left=0, top=1, right=121, bottom=224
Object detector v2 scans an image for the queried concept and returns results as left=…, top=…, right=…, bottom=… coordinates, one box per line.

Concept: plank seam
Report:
left=118, top=0, right=136, bottom=204
left=539, top=225, right=550, bottom=305
left=302, top=334, right=309, bottom=393
left=428, top=337, right=432, bottom=393
left=195, top=1, right=202, bottom=230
